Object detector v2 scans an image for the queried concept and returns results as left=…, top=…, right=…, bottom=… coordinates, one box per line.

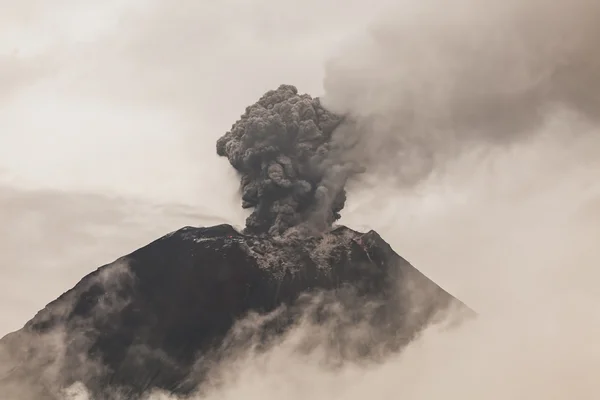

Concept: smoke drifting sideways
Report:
left=321, top=0, right=600, bottom=187
left=217, top=84, right=363, bottom=236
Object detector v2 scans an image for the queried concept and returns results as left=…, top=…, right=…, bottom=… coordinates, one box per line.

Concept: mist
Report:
left=2, top=0, right=600, bottom=399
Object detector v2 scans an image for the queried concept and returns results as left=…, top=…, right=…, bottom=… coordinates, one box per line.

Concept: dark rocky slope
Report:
left=0, top=223, right=469, bottom=399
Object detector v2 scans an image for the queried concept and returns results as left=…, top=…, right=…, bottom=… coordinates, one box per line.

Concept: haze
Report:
left=2, top=0, right=600, bottom=399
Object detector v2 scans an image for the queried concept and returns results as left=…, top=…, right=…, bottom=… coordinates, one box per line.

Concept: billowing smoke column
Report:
left=217, top=84, right=360, bottom=236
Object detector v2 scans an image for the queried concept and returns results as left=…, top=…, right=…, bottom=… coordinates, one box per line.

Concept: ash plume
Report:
left=216, top=84, right=361, bottom=236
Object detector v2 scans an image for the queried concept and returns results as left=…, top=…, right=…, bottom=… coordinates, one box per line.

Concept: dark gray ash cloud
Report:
left=217, top=85, right=363, bottom=236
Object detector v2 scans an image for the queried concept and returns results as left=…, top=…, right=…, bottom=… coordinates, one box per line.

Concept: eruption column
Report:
left=217, top=85, right=359, bottom=236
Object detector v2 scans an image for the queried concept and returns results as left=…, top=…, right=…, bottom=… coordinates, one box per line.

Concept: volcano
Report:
left=0, top=224, right=469, bottom=399
left=0, top=85, right=471, bottom=399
